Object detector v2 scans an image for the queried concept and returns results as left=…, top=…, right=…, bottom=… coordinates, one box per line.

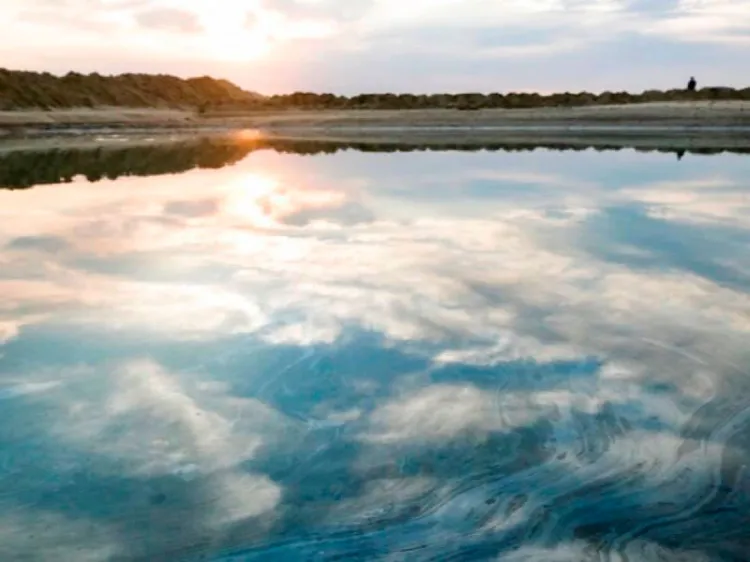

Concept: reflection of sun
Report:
left=223, top=173, right=279, bottom=227
left=221, top=172, right=349, bottom=229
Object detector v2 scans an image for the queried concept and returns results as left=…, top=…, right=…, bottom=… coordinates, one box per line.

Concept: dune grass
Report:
left=2, top=68, right=749, bottom=113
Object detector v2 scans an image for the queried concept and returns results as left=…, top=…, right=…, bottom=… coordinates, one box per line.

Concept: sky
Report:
left=2, top=0, right=749, bottom=94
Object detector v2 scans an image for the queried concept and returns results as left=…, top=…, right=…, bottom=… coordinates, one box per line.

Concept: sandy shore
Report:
left=2, top=130, right=749, bottom=156
left=2, top=101, right=750, bottom=130
left=1, top=101, right=749, bottom=151
left=221, top=101, right=750, bottom=129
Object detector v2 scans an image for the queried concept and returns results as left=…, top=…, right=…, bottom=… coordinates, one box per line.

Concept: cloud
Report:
left=0, top=0, right=747, bottom=92
left=646, top=0, right=750, bottom=45
left=134, top=7, right=203, bottom=33
left=262, top=0, right=374, bottom=22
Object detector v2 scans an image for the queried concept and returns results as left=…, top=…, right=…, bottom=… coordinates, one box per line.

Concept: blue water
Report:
left=1, top=143, right=749, bottom=561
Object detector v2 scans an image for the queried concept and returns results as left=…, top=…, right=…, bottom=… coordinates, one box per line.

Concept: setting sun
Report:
left=188, top=3, right=337, bottom=62
left=205, top=30, right=272, bottom=62
left=196, top=8, right=272, bottom=61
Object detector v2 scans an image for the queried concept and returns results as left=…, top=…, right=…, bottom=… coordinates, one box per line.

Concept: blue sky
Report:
left=2, top=0, right=749, bottom=94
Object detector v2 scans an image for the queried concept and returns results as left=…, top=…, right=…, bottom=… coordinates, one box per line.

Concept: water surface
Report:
left=1, top=141, right=749, bottom=561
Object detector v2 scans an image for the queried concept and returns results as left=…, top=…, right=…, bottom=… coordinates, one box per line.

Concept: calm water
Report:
left=1, top=140, right=749, bottom=561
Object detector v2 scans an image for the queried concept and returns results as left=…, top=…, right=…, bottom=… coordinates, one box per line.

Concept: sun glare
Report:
left=193, top=6, right=272, bottom=61
left=223, top=173, right=280, bottom=227
left=205, top=28, right=271, bottom=62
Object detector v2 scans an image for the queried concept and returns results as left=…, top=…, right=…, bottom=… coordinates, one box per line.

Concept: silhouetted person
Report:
left=687, top=76, right=697, bottom=92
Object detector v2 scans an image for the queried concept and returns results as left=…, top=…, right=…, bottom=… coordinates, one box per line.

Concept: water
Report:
left=0, top=139, right=749, bottom=561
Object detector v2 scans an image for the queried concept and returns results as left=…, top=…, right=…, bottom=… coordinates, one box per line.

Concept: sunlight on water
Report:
left=0, top=141, right=749, bottom=561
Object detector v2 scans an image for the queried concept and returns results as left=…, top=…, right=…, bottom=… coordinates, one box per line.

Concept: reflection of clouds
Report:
left=360, top=362, right=702, bottom=453
left=497, top=540, right=713, bottom=562
left=0, top=321, right=18, bottom=345
left=497, top=541, right=602, bottom=562
left=0, top=268, right=268, bottom=338
left=0, top=511, right=120, bottom=562
left=3, top=153, right=749, bottom=418
left=2, top=150, right=750, bottom=559
left=97, top=360, right=266, bottom=474
left=0, top=380, right=60, bottom=400
left=0, top=164, right=372, bottom=340
left=8, top=152, right=749, bottom=362
left=620, top=178, right=750, bottom=228
left=363, top=384, right=555, bottom=444
left=321, top=475, right=438, bottom=528
left=0, top=360, right=290, bottom=559
left=54, top=359, right=287, bottom=483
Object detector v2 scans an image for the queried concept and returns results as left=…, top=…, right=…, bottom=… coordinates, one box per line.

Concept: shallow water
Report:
left=1, top=141, right=749, bottom=561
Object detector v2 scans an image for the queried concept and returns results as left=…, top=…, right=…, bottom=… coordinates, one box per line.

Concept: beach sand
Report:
left=1, top=101, right=750, bottom=129
left=1, top=101, right=749, bottom=151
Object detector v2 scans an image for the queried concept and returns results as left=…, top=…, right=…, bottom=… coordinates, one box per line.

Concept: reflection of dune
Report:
left=0, top=139, right=256, bottom=189
left=4, top=137, right=750, bottom=190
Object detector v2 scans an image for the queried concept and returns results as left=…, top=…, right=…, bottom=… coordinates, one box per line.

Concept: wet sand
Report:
left=1, top=101, right=749, bottom=151
left=2, top=101, right=750, bottom=130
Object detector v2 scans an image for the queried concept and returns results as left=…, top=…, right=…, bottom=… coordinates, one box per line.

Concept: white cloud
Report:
left=0, top=0, right=748, bottom=90
left=134, top=7, right=204, bottom=33
left=644, top=0, right=750, bottom=44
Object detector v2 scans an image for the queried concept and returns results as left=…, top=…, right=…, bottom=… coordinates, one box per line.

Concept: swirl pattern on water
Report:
left=0, top=145, right=749, bottom=561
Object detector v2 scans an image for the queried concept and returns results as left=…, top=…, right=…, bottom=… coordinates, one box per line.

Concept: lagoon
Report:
left=1, top=140, right=749, bottom=561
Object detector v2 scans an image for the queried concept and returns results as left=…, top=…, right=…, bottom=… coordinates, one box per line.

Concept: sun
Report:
left=195, top=7, right=273, bottom=61
left=204, top=29, right=272, bottom=62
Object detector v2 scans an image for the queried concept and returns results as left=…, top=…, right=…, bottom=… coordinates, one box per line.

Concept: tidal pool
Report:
left=1, top=140, right=749, bottom=561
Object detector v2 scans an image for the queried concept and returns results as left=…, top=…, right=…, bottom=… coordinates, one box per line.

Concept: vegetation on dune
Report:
left=0, top=69, right=260, bottom=110
left=248, top=87, right=750, bottom=111
left=1, top=139, right=748, bottom=189
left=1, top=69, right=749, bottom=112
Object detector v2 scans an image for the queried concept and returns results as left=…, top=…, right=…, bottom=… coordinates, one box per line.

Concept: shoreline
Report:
left=3, top=132, right=750, bottom=190
left=2, top=130, right=750, bottom=156
left=2, top=128, right=750, bottom=154
left=2, top=101, right=750, bottom=130
left=1, top=102, right=750, bottom=152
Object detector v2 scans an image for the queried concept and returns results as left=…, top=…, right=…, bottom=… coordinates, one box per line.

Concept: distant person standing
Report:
left=687, top=76, right=697, bottom=92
